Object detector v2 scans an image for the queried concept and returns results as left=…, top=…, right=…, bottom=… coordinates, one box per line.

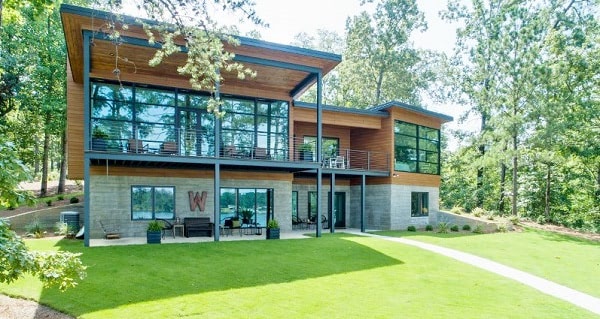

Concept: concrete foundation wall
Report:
left=89, top=175, right=292, bottom=239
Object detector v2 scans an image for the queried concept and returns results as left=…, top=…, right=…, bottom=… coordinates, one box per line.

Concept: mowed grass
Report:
left=1, top=234, right=598, bottom=319
left=376, top=228, right=600, bottom=299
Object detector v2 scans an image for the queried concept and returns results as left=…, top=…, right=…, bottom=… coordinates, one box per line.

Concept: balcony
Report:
left=88, top=129, right=389, bottom=173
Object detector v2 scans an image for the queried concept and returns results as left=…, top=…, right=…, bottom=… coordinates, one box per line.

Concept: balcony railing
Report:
left=89, top=129, right=389, bottom=172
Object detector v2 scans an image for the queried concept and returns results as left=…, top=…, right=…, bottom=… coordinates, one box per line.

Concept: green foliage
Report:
left=407, top=225, right=416, bottom=232
left=497, top=224, right=508, bottom=233
left=450, top=224, right=459, bottom=232
left=509, top=216, right=520, bottom=225
left=462, top=224, right=471, bottom=231
left=25, top=218, right=45, bottom=238
left=425, top=224, right=433, bottom=231
left=54, top=222, right=68, bottom=236
left=267, top=219, right=279, bottom=229
left=46, top=199, right=52, bottom=206
left=70, top=197, right=79, bottom=204
left=437, top=222, right=450, bottom=234
left=0, top=141, right=34, bottom=208
left=472, top=207, right=486, bottom=218
left=472, top=224, right=485, bottom=234
left=0, top=219, right=86, bottom=291
left=57, top=195, right=64, bottom=201
left=147, top=220, right=162, bottom=232
left=450, top=206, right=465, bottom=215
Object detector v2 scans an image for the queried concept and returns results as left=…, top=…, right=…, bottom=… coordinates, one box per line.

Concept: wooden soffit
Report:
left=61, top=4, right=341, bottom=98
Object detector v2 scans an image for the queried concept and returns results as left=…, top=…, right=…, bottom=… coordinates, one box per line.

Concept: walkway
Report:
left=342, top=230, right=600, bottom=316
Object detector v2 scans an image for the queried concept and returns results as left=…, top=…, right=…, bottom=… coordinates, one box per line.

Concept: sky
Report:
left=235, top=0, right=475, bottom=148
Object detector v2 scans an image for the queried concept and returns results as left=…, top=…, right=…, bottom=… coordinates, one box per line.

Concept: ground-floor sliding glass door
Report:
left=220, top=188, right=274, bottom=226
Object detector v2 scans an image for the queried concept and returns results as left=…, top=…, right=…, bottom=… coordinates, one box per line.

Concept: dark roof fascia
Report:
left=369, top=101, right=454, bottom=122
left=60, top=4, right=341, bottom=64
left=293, top=101, right=388, bottom=118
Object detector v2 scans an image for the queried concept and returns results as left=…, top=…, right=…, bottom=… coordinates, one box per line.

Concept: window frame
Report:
left=411, top=192, right=429, bottom=217
left=394, top=120, right=440, bottom=175
left=131, top=185, right=176, bottom=220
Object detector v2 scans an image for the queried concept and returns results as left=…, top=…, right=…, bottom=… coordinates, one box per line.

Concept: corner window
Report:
left=411, top=192, right=429, bottom=217
left=394, top=121, right=440, bottom=174
left=131, top=186, right=175, bottom=220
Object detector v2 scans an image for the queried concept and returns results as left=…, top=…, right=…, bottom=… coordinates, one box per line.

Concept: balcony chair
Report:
left=160, top=141, right=178, bottom=155
left=253, top=147, right=268, bottom=159
left=127, top=139, right=148, bottom=153
left=329, top=156, right=346, bottom=169
left=223, top=145, right=239, bottom=158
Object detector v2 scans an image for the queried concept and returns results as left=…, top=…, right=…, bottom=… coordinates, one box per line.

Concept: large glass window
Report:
left=221, top=98, right=289, bottom=159
left=220, top=188, right=274, bottom=226
left=90, top=82, right=288, bottom=158
left=131, top=186, right=175, bottom=220
left=411, top=192, right=429, bottom=217
left=394, top=121, right=440, bottom=174
left=292, top=191, right=298, bottom=219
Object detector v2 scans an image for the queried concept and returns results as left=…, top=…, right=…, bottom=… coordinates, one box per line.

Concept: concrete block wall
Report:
left=89, top=175, right=293, bottom=239
left=292, top=184, right=351, bottom=226
left=390, top=184, right=439, bottom=229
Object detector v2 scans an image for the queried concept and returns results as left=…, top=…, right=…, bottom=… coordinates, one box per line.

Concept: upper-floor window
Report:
left=394, top=121, right=440, bottom=175
left=303, top=136, right=339, bottom=161
left=90, top=81, right=289, bottom=159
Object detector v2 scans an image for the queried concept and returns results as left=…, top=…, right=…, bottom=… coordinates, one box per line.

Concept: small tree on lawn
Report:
left=0, top=219, right=86, bottom=291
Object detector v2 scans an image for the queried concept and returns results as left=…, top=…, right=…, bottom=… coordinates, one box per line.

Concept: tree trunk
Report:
left=511, top=133, right=518, bottom=216
left=477, top=114, right=487, bottom=207
left=375, top=69, right=384, bottom=105
left=40, top=114, right=51, bottom=197
left=544, top=164, right=551, bottom=220
left=58, top=129, right=66, bottom=194
left=499, top=163, right=507, bottom=213
left=34, top=139, right=40, bottom=176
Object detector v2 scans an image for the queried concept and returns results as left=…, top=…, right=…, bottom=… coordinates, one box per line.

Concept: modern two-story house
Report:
left=61, top=4, right=452, bottom=246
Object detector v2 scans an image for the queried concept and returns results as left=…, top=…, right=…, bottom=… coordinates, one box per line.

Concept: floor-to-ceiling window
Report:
left=220, top=188, right=274, bottom=226
left=90, top=81, right=288, bottom=158
left=303, top=136, right=339, bottom=162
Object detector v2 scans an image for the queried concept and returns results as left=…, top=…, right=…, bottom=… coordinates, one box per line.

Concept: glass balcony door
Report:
left=178, top=108, right=214, bottom=156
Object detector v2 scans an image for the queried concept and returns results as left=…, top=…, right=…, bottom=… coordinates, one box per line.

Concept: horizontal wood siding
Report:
left=90, top=166, right=292, bottom=181
left=293, top=107, right=381, bottom=129
left=293, top=177, right=351, bottom=186
left=350, top=114, right=393, bottom=174
left=390, top=108, right=444, bottom=129
left=66, top=61, right=84, bottom=180
left=391, top=172, right=441, bottom=187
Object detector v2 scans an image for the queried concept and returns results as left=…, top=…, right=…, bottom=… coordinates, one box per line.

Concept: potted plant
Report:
left=298, top=143, right=313, bottom=161
left=92, top=126, right=109, bottom=151
left=266, top=219, right=280, bottom=240
left=146, top=220, right=162, bottom=244
left=240, top=209, right=253, bottom=224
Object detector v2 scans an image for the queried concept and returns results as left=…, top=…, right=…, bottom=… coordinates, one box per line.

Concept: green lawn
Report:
left=375, top=228, right=600, bottom=299
left=1, top=234, right=598, bottom=318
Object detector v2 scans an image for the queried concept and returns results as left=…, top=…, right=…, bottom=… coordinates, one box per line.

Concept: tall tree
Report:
left=340, top=0, right=428, bottom=108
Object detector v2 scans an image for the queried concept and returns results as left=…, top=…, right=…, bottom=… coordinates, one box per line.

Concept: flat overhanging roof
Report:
left=61, top=4, right=341, bottom=98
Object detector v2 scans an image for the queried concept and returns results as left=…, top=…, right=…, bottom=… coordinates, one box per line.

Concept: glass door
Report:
left=178, top=109, right=214, bottom=156
left=328, top=192, right=346, bottom=228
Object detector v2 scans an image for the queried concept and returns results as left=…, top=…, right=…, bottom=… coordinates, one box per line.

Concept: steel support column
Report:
left=316, top=71, right=323, bottom=238
left=361, top=174, right=366, bottom=232
left=213, top=71, right=221, bottom=242
left=83, top=31, right=91, bottom=247
left=330, top=173, right=335, bottom=233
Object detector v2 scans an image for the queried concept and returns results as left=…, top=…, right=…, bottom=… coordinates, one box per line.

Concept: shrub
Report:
left=472, top=224, right=484, bottom=234
left=267, top=219, right=279, bottom=229
left=57, top=195, right=65, bottom=201
left=407, top=225, right=416, bottom=232
left=472, top=207, right=486, bottom=217
left=147, top=220, right=163, bottom=232
left=486, top=213, right=495, bottom=220
left=437, top=222, right=450, bottom=233
left=26, top=219, right=45, bottom=238
left=70, top=197, right=79, bottom=204
left=536, top=215, right=547, bottom=225
left=509, top=216, right=520, bottom=225
left=425, top=224, right=433, bottom=231
left=497, top=224, right=509, bottom=233
left=46, top=200, right=52, bottom=207
left=55, top=222, right=69, bottom=236
left=462, top=224, right=471, bottom=231
left=450, top=206, right=466, bottom=215
left=450, top=224, right=459, bottom=232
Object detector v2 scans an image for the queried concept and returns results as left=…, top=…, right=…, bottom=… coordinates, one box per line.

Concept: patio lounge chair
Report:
left=98, top=220, right=120, bottom=239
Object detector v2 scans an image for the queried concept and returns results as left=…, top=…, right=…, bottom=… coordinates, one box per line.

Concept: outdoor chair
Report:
left=329, top=156, right=345, bottom=169
left=160, top=141, right=178, bottom=155
left=253, top=147, right=268, bottom=159
left=224, top=218, right=242, bottom=236
left=127, top=139, right=148, bottom=153
left=223, top=145, right=239, bottom=158
left=157, top=218, right=174, bottom=239
left=98, top=220, right=120, bottom=239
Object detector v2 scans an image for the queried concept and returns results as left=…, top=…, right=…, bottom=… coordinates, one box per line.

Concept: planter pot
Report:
left=300, top=151, right=313, bottom=161
left=266, top=228, right=280, bottom=240
left=92, top=138, right=107, bottom=151
left=147, top=231, right=162, bottom=244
